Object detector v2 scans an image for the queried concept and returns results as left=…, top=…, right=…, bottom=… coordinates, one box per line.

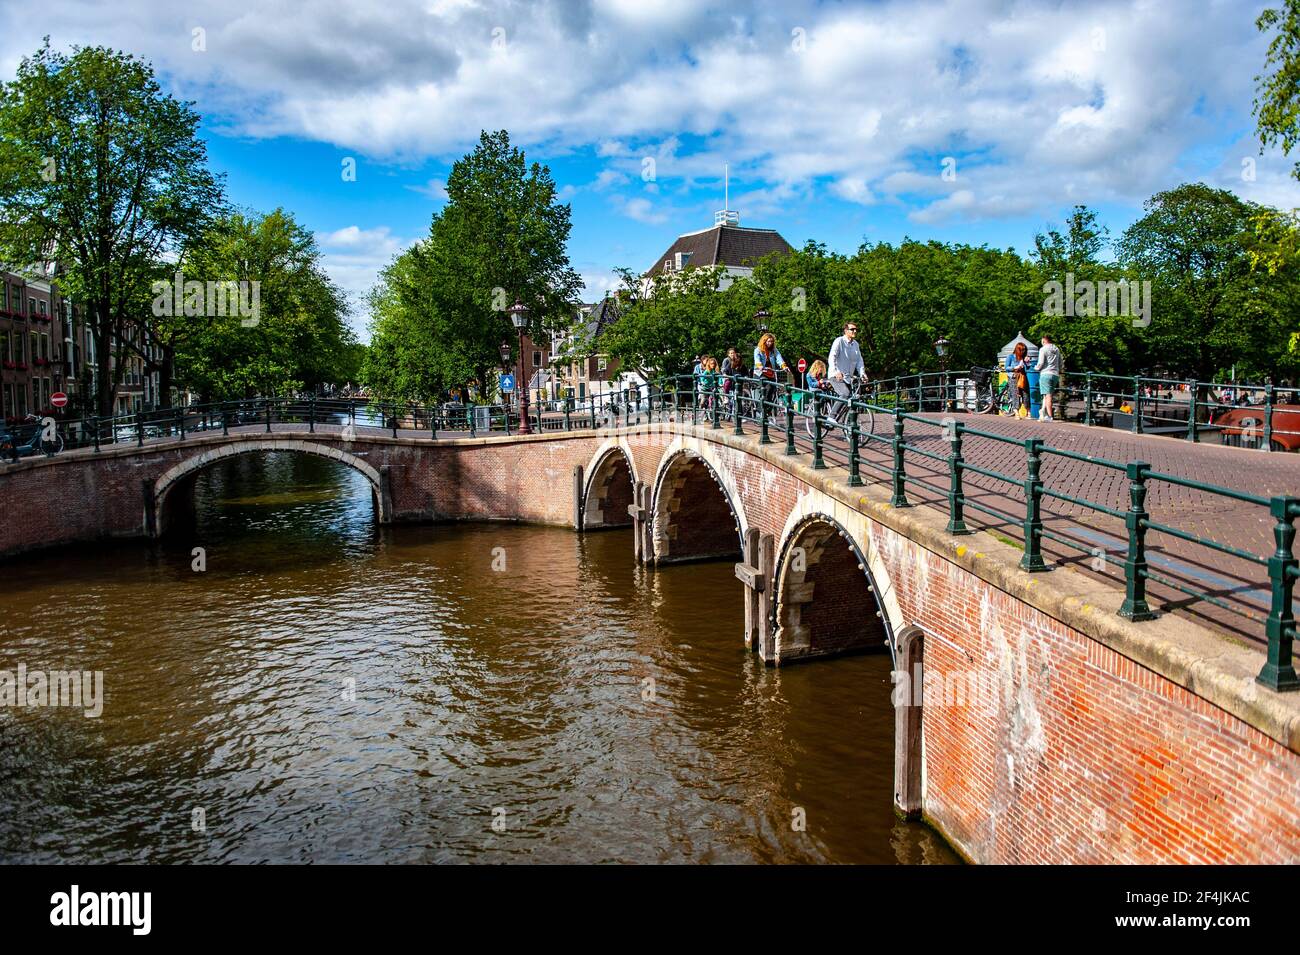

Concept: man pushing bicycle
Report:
left=828, top=321, right=865, bottom=393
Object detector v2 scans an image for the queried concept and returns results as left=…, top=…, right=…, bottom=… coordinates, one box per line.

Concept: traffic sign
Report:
left=500, top=374, right=515, bottom=393
left=797, top=358, right=807, bottom=373
left=50, top=392, right=68, bottom=408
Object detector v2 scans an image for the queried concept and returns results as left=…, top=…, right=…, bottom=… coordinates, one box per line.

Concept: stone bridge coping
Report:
left=14, top=421, right=1300, bottom=752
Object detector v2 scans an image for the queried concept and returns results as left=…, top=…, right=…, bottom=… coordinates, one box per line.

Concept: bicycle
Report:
left=972, top=368, right=1016, bottom=416
left=804, top=375, right=876, bottom=440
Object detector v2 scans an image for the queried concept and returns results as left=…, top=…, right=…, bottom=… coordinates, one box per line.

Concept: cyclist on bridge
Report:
left=828, top=321, right=866, bottom=397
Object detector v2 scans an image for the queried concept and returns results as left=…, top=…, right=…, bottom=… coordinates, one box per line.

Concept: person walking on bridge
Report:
left=753, top=332, right=790, bottom=423
left=1035, top=334, right=1062, bottom=421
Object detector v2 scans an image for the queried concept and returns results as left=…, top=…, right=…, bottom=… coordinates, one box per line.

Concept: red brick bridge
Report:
left=1, top=414, right=1297, bottom=865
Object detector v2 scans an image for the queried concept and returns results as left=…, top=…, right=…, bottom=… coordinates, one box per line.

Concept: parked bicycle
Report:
left=971, top=367, right=1015, bottom=416
left=803, top=375, right=876, bottom=440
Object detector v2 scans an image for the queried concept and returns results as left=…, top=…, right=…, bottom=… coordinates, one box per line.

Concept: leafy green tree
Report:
left=1256, top=1, right=1300, bottom=179
left=365, top=130, right=583, bottom=402
left=173, top=209, right=353, bottom=400
left=0, top=41, right=224, bottom=414
left=1115, top=183, right=1289, bottom=381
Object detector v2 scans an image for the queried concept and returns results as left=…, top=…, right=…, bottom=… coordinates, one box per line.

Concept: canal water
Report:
left=0, top=452, right=958, bottom=864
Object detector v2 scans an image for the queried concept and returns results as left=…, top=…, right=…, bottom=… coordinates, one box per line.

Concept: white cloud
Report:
left=407, top=177, right=449, bottom=200
left=617, top=196, right=669, bottom=224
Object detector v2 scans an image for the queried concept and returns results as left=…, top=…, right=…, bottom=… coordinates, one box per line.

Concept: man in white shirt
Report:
left=828, top=321, right=866, bottom=398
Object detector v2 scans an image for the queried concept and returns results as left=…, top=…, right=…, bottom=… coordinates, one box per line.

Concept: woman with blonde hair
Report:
left=697, top=355, right=720, bottom=410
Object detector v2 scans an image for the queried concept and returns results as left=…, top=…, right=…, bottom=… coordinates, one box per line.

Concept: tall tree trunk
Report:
left=157, top=347, right=175, bottom=409
left=94, top=304, right=115, bottom=418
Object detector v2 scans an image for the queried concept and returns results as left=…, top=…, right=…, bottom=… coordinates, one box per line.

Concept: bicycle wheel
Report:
left=42, top=433, right=64, bottom=456
left=997, top=386, right=1014, bottom=417
left=974, top=386, right=994, bottom=414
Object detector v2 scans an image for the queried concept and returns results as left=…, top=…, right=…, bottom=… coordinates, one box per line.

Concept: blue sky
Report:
left=2, top=0, right=1298, bottom=340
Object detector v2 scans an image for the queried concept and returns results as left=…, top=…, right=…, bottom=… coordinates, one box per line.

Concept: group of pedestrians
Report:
left=1003, top=334, right=1062, bottom=421
left=691, top=324, right=868, bottom=418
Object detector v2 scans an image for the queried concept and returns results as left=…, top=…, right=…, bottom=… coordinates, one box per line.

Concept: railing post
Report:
left=589, top=393, right=597, bottom=430
left=91, top=416, right=100, bottom=452
left=1259, top=496, right=1299, bottom=691
left=1118, top=460, right=1156, bottom=620
left=176, top=406, right=184, bottom=440
left=1020, top=438, right=1047, bottom=570
left=784, top=383, right=796, bottom=455
left=1084, top=372, right=1093, bottom=427
left=812, top=390, right=826, bottom=469
left=759, top=379, right=772, bottom=445
left=732, top=373, right=743, bottom=436
left=137, top=410, right=144, bottom=447
left=265, top=398, right=272, bottom=433
left=1131, top=379, right=1143, bottom=435
left=848, top=406, right=862, bottom=487
left=309, top=395, right=316, bottom=433
left=391, top=403, right=398, bottom=438
left=564, top=395, right=572, bottom=432
left=1187, top=382, right=1199, bottom=443
left=711, top=378, right=721, bottom=429
left=947, top=422, right=968, bottom=535
left=222, top=402, right=229, bottom=437
left=890, top=410, right=909, bottom=507
left=1263, top=382, right=1275, bottom=452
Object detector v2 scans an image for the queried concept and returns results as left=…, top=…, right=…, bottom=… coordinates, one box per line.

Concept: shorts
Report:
left=1039, top=373, right=1059, bottom=396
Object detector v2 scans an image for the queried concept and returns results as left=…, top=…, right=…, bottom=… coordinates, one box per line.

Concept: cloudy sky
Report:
left=1, top=0, right=1296, bottom=338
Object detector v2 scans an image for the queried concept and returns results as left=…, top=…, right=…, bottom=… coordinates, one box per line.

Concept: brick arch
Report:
left=152, top=439, right=388, bottom=535
left=650, top=442, right=746, bottom=564
left=582, top=441, right=638, bottom=530
left=772, top=511, right=892, bottom=664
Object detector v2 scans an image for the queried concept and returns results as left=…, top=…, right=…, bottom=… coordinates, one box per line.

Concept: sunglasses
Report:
left=846, top=327, right=858, bottom=333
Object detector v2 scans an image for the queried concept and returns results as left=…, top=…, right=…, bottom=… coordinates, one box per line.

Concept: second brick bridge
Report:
left=2, top=415, right=1298, bottom=864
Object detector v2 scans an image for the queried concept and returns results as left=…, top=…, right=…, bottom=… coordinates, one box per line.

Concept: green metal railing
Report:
left=654, top=372, right=1297, bottom=692
left=5, top=373, right=1295, bottom=692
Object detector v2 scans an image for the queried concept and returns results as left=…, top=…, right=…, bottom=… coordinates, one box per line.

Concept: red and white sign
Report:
left=797, top=358, right=807, bottom=373
left=50, top=392, right=68, bottom=408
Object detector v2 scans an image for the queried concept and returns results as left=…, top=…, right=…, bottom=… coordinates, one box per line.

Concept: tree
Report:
left=364, top=130, right=583, bottom=401
left=1116, top=183, right=1298, bottom=381
left=172, top=209, right=353, bottom=400
left=1255, top=1, right=1300, bottom=180
left=598, top=264, right=750, bottom=376
left=0, top=41, right=224, bottom=415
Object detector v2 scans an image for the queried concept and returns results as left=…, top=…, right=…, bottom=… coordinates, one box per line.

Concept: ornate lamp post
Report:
left=508, top=300, right=531, bottom=434
left=934, top=336, right=951, bottom=411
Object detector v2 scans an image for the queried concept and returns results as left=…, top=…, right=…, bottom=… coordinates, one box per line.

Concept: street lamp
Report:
left=753, top=307, right=770, bottom=332
left=934, top=337, right=951, bottom=411
left=508, top=299, right=531, bottom=434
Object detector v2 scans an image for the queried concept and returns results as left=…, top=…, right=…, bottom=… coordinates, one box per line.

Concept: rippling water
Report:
left=0, top=452, right=957, bottom=864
